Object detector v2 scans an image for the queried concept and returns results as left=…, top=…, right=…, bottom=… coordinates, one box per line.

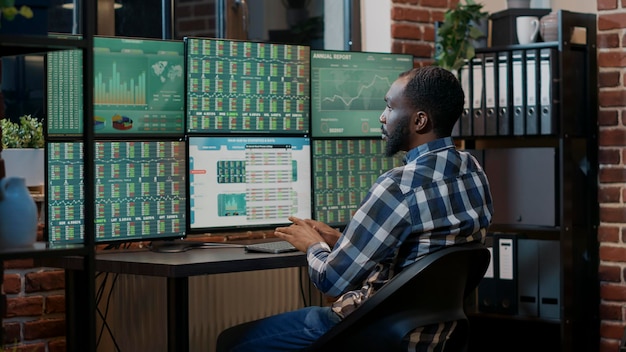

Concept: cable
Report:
left=96, top=273, right=121, bottom=351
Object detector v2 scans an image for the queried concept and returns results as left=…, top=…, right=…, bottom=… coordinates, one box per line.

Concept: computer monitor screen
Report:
left=47, top=140, right=186, bottom=244
left=46, top=36, right=185, bottom=137
left=310, top=50, right=413, bottom=138
left=47, top=47, right=83, bottom=136
left=185, top=38, right=310, bottom=134
left=188, top=136, right=311, bottom=232
left=312, top=138, right=404, bottom=227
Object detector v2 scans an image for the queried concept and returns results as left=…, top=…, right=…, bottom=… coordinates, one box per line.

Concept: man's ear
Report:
left=413, top=111, right=429, bottom=133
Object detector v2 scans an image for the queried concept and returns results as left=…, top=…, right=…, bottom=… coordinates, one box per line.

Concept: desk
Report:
left=43, top=246, right=307, bottom=352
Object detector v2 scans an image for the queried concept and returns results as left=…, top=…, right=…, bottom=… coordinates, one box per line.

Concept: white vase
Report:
left=0, top=177, right=38, bottom=249
left=2, top=148, right=44, bottom=187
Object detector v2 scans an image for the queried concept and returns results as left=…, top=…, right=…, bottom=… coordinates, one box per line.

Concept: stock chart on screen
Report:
left=310, top=50, right=413, bottom=138
left=47, top=37, right=185, bottom=137
left=186, top=38, right=310, bottom=134
left=47, top=140, right=186, bottom=244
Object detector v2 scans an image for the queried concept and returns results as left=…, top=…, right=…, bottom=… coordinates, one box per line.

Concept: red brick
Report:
left=600, top=90, right=626, bottom=108
left=599, top=13, right=626, bottom=30
left=600, top=303, right=623, bottom=320
left=601, top=339, right=621, bottom=352
left=3, top=274, right=22, bottom=294
left=601, top=322, right=625, bottom=340
left=599, top=128, right=626, bottom=146
left=423, top=25, right=435, bottom=41
left=392, top=41, right=433, bottom=58
left=600, top=71, right=621, bottom=88
left=599, top=148, right=620, bottom=164
left=14, top=343, right=45, bottom=352
left=601, top=168, right=626, bottom=183
left=599, top=185, right=621, bottom=202
left=392, top=0, right=420, bottom=4
left=421, top=0, right=449, bottom=8
left=431, top=10, right=446, bottom=23
left=3, top=322, right=21, bottom=344
left=600, top=206, right=626, bottom=222
left=598, top=0, right=619, bottom=10
left=23, top=318, right=65, bottom=340
left=25, top=270, right=64, bottom=293
left=48, top=338, right=67, bottom=352
left=598, top=33, right=621, bottom=48
left=599, top=225, right=620, bottom=242
left=392, top=7, right=431, bottom=22
left=44, top=295, right=65, bottom=314
left=4, top=259, right=35, bottom=269
left=599, top=110, right=619, bottom=126
left=599, top=264, right=621, bottom=282
left=194, top=3, right=215, bottom=17
left=599, top=51, right=626, bottom=67
left=175, top=4, right=193, bottom=18
left=600, top=283, right=626, bottom=301
left=6, top=296, right=44, bottom=317
left=178, top=18, right=208, bottom=32
left=391, top=23, right=422, bottom=40
left=600, top=244, right=626, bottom=261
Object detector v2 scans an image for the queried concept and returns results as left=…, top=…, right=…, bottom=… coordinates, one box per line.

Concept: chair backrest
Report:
left=305, top=241, right=491, bottom=352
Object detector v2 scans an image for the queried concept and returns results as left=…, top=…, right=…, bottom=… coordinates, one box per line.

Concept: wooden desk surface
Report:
left=42, top=246, right=307, bottom=278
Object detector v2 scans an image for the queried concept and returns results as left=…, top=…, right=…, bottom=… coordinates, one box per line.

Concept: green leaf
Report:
left=469, top=26, right=484, bottom=39
left=18, top=5, right=32, bottom=19
left=2, top=6, right=17, bottom=20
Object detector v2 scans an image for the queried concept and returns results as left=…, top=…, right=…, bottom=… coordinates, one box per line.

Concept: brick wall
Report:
left=390, top=0, right=460, bottom=66
left=2, top=259, right=65, bottom=352
left=597, top=0, right=626, bottom=351
left=174, top=0, right=217, bottom=39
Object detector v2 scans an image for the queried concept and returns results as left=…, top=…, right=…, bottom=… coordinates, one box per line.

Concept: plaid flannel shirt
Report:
left=306, top=137, right=493, bottom=321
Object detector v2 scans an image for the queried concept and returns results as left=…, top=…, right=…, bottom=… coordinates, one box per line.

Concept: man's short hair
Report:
left=400, top=66, right=465, bottom=137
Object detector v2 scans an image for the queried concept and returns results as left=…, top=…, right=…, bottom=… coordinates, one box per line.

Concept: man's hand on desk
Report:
left=274, top=216, right=326, bottom=252
left=302, top=219, right=341, bottom=247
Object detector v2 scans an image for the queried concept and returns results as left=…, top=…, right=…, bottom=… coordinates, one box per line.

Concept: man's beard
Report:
left=384, top=122, right=409, bottom=157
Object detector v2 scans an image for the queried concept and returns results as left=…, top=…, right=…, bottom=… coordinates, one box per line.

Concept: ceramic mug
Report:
left=516, top=16, right=540, bottom=44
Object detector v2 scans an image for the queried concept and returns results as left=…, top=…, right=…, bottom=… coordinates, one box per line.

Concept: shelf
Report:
left=488, top=224, right=561, bottom=240
left=0, top=242, right=88, bottom=261
left=467, top=310, right=560, bottom=324
left=0, top=34, right=86, bottom=56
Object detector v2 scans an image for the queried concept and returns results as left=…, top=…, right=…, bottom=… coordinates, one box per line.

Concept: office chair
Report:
left=304, top=241, right=491, bottom=352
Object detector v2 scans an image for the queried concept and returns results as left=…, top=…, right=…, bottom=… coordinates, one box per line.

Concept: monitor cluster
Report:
left=45, top=36, right=413, bottom=246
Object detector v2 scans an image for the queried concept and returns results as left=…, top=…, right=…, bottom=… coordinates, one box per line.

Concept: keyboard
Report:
left=245, top=241, right=298, bottom=254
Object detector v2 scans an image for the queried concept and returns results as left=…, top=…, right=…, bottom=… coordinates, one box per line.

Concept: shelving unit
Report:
left=0, top=2, right=97, bottom=351
left=455, top=10, right=599, bottom=352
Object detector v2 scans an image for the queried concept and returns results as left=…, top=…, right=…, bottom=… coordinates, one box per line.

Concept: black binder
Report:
left=477, top=236, right=498, bottom=313
left=517, top=238, right=539, bottom=317
left=539, top=240, right=560, bottom=319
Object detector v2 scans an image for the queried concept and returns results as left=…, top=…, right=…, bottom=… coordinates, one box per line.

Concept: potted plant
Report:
left=0, top=0, right=32, bottom=28
left=434, top=0, right=488, bottom=72
left=0, top=115, right=44, bottom=187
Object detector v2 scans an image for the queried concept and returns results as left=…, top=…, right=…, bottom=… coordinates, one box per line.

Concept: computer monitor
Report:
left=46, top=36, right=185, bottom=137
left=188, top=136, right=311, bottom=232
left=310, top=50, right=414, bottom=138
left=47, top=140, right=186, bottom=245
left=185, top=37, right=310, bottom=134
left=312, top=138, right=404, bottom=227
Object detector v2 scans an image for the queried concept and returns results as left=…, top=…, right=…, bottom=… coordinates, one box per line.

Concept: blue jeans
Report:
left=215, top=306, right=342, bottom=351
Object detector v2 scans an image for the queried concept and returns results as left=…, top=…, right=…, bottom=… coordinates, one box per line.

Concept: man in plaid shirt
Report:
left=217, top=66, right=493, bottom=351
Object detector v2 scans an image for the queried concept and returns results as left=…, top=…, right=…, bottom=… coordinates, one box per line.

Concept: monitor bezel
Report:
left=185, top=134, right=313, bottom=235
left=44, top=138, right=187, bottom=246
